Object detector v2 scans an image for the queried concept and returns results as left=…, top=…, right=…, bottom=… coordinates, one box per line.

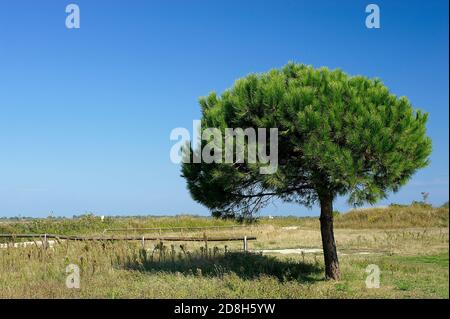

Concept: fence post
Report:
left=203, top=232, right=208, bottom=257
left=141, top=236, right=145, bottom=249
left=243, top=236, right=248, bottom=252
left=44, top=233, right=48, bottom=250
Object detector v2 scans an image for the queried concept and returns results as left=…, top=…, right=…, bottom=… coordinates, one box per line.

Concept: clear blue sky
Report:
left=0, top=0, right=448, bottom=217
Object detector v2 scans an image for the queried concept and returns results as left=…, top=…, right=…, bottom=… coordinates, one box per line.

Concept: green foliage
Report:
left=393, top=253, right=449, bottom=268
left=411, top=201, right=432, bottom=209
left=0, top=215, right=240, bottom=237
left=182, top=62, right=432, bottom=218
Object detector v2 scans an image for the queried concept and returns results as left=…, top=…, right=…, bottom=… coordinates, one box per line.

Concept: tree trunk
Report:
left=319, top=193, right=341, bottom=280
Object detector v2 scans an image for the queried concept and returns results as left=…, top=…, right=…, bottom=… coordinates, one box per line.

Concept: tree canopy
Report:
left=182, top=62, right=432, bottom=220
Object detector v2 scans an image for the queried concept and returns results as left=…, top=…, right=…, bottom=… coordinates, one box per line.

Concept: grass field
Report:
left=0, top=204, right=448, bottom=298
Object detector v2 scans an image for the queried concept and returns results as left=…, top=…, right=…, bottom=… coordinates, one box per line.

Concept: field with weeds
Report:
left=0, top=204, right=448, bottom=298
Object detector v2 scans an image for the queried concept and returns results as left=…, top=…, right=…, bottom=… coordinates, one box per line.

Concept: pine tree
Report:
left=181, top=62, right=432, bottom=280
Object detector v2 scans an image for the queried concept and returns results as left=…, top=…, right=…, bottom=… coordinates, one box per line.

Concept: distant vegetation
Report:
left=0, top=214, right=238, bottom=236
left=1, top=204, right=448, bottom=236
left=334, top=203, right=449, bottom=229
left=260, top=204, right=449, bottom=229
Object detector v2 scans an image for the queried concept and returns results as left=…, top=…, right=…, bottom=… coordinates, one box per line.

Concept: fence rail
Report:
left=0, top=233, right=256, bottom=251
left=102, top=224, right=252, bottom=234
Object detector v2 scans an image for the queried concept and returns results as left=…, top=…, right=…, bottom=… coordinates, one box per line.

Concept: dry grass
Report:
left=334, top=204, right=449, bottom=229
left=0, top=205, right=448, bottom=299
left=0, top=240, right=447, bottom=298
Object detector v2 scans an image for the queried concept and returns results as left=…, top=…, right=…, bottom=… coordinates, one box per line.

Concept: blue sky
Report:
left=0, top=0, right=448, bottom=217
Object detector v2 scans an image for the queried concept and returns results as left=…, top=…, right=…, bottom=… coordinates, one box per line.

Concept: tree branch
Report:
left=231, top=185, right=313, bottom=199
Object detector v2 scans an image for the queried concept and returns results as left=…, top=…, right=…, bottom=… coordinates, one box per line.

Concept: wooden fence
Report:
left=102, top=224, right=252, bottom=234
left=0, top=233, right=256, bottom=251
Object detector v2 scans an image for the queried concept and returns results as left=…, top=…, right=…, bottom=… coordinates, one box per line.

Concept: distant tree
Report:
left=182, top=63, right=432, bottom=280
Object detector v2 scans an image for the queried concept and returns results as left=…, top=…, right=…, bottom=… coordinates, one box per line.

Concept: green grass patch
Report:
left=391, top=253, right=449, bottom=268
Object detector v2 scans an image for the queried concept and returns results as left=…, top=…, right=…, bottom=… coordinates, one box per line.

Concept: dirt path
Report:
left=252, top=248, right=376, bottom=256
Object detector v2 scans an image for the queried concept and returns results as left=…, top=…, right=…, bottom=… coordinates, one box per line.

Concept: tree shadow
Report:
left=122, top=251, right=323, bottom=283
